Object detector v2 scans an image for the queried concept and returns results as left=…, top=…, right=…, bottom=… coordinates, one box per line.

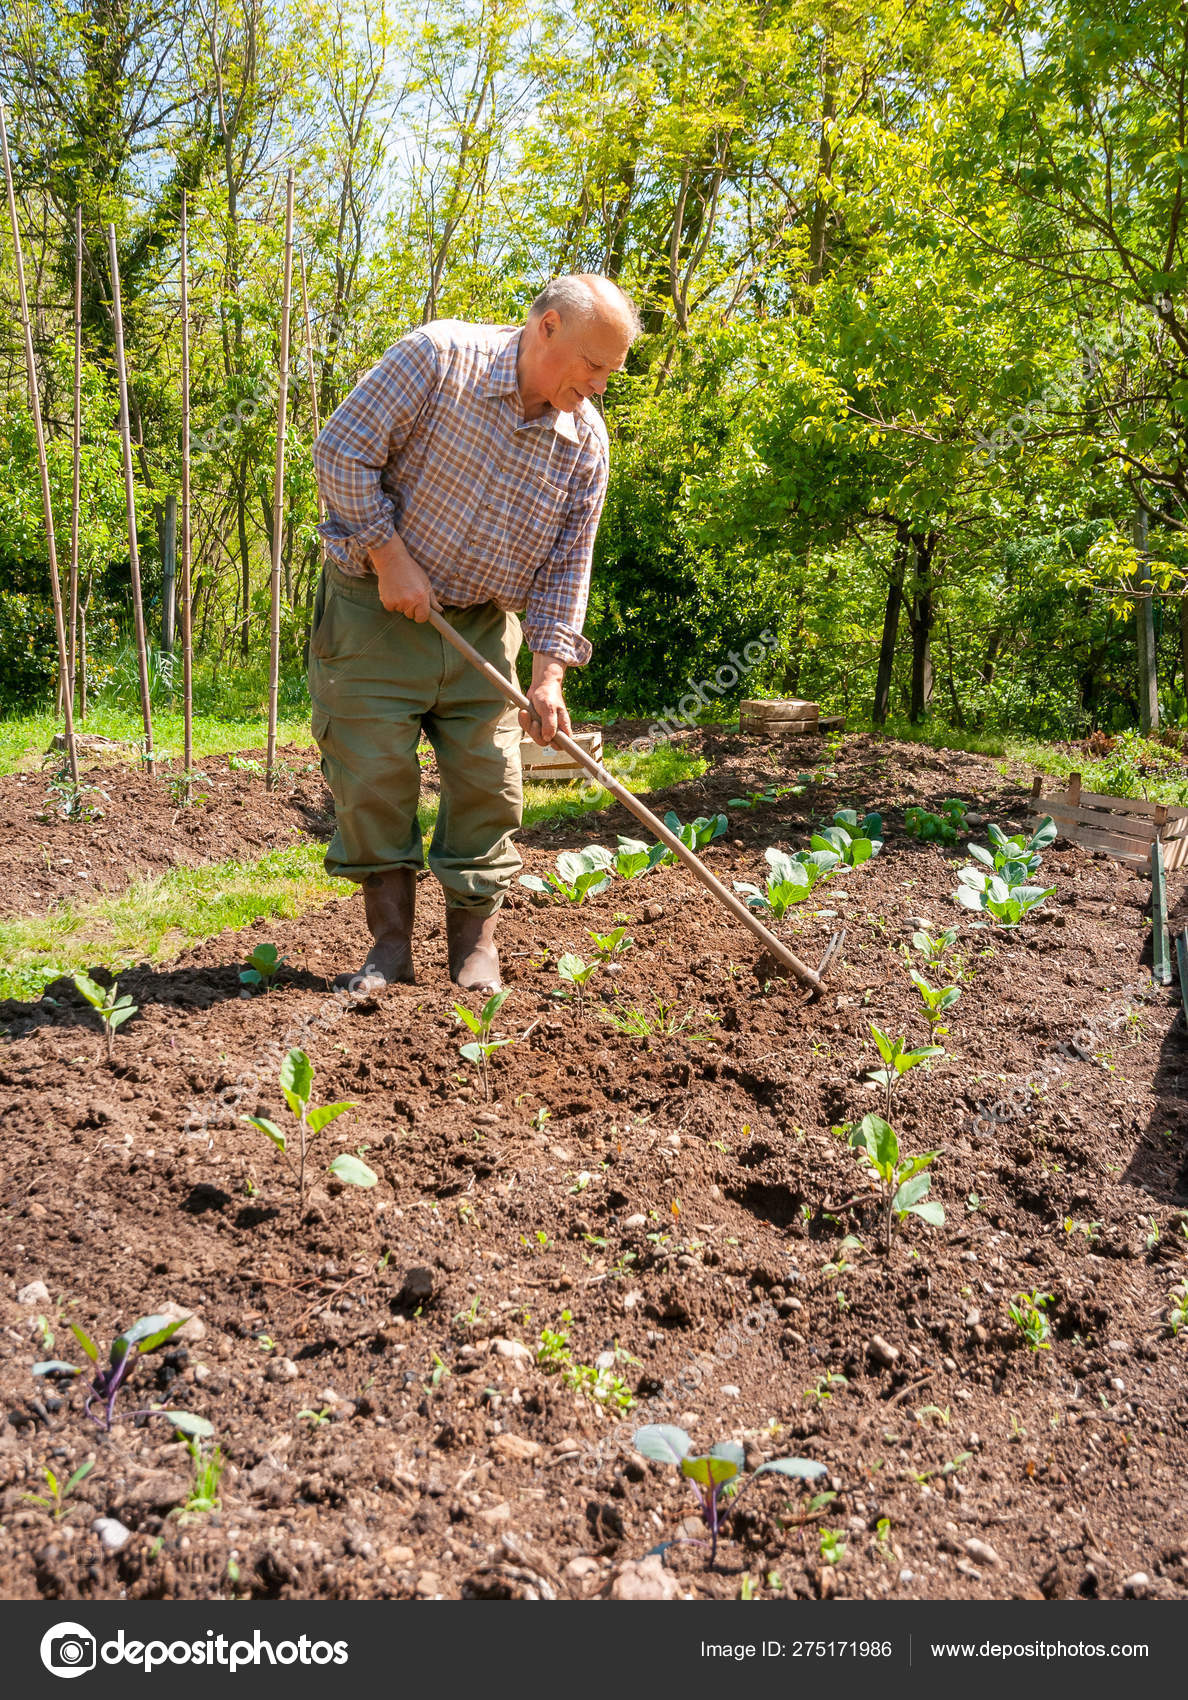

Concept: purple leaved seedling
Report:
left=33, top=1313, right=212, bottom=1437
left=633, top=1424, right=826, bottom=1566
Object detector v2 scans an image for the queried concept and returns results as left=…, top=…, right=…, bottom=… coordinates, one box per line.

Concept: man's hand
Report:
left=368, top=532, right=442, bottom=622
left=520, top=653, right=571, bottom=747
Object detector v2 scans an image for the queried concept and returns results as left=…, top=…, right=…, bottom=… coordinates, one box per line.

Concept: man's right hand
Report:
left=368, top=532, right=443, bottom=622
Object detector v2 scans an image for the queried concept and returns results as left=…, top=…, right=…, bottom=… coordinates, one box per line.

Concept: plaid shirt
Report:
left=312, top=320, right=610, bottom=666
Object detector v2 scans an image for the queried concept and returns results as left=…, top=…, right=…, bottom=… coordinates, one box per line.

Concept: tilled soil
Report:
left=2, top=733, right=1188, bottom=1604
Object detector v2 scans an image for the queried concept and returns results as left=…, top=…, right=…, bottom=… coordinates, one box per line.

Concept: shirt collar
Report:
left=483, top=328, right=580, bottom=443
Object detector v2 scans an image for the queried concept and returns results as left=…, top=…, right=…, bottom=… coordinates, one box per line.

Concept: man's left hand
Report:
left=520, top=655, right=571, bottom=747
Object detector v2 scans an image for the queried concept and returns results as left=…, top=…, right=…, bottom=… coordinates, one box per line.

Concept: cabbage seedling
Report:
left=557, top=952, right=601, bottom=1016
left=72, top=972, right=137, bottom=1062
left=587, top=926, right=634, bottom=960
left=815, top=808, right=884, bottom=866
left=727, top=784, right=802, bottom=810
left=240, top=942, right=286, bottom=991
left=519, top=846, right=615, bottom=903
left=910, top=926, right=959, bottom=966
left=454, top=990, right=513, bottom=1098
left=632, top=1424, right=826, bottom=1565
left=905, top=800, right=966, bottom=843
left=613, top=836, right=667, bottom=878
left=848, top=1113, right=945, bottom=1252
left=967, top=817, right=1056, bottom=882
left=955, top=868, right=1055, bottom=927
left=32, top=1312, right=212, bottom=1435
left=909, top=969, right=960, bottom=1036
left=734, top=846, right=839, bottom=918
left=242, top=1048, right=372, bottom=1209
left=867, top=1024, right=945, bottom=1120
left=650, top=810, right=728, bottom=866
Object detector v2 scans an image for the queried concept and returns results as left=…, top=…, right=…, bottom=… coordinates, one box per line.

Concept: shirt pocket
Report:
left=503, top=471, right=569, bottom=572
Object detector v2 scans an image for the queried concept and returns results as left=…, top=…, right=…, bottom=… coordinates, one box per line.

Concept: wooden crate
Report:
left=1027, top=771, right=1188, bottom=871
left=739, top=699, right=844, bottom=737
left=520, top=728, right=602, bottom=784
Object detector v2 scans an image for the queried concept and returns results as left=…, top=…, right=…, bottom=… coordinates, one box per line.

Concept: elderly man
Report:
left=309, top=274, right=639, bottom=995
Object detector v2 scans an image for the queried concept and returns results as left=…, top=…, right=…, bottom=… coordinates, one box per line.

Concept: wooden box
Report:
left=520, top=728, right=603, bottom=784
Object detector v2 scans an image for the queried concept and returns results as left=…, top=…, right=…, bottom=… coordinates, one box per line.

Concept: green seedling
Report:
left=40, top=762, right=107, bottom=823
left=967, top=816, right=1056, bottom=881
left=556, top=953, right=601, bottom=1017
left=519, top=846, right=615, bottom=903
left=1167, top=1281, right=1188, bottom=1335
left=652, top=810, right=729, bottom=865
left=613, top=835, right=667, bottom=879
left=454, top=990, right=513, bottom=1099
left=727, top=784, right=802, bottom=810
left=905, top=800, right=966, bottom=843
left=911, top=926, right=959, bottom=967
left=1007, top=1289, right=1053, bottom=1351
left=242, top=1047, right=371, bottom=1209
left=228, top=753, right=262, bottom=775
left=298, top=1405, right=334, bottom=1426
left=167, top=770, right=209, bottom=808
left=587, top=926, right=634, bottom=960
left=179, top=1437, right=224, bottom=1516
left=72, top=972, right=138, bottom=1062
left=955, top=867, right=1055, bottom=926
left=734, top=845, right=840, bottom=918
left=633, top=1424, right=826, bottom=1566
left=867, top=1024, right=945, bottom=1119
left=598, top=996, right=719, bottom=1041
left=21, top=1459, right=95, bottom=1519
left=536, top=1312, right=573, bottom=1369
left=910, top=968, right=961, bottom=1036
left=819, top=1528, right=846, bottom=1566
left=240, top=942, right=287, bottom=991
left=813, top=808, right=884, bottom=866
left=848, top=1113, right=945, bottom=1252
left=33, top=1313, right=210, bottom=1435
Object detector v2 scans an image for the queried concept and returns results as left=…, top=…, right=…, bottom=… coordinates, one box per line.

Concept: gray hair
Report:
left=528, top=274, right=642, bottom=341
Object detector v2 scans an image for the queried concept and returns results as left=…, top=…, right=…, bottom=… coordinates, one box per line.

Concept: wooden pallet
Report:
left=520, top=728, right=602, bottom=783
left=1027, top=772, right=1188, bottom=871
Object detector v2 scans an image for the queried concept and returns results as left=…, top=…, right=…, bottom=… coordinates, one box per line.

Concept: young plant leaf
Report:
left=69, top=1324, right=99, bottom=1363
left=633, top=1424, right=692, bottom=1466
left=328, top=1153, right=378, bottom=1188
left=33, top=1360, right=81, bottom=1378
left=245, top=1115, right=287, bottom=1151
left=752, top=1458, right=829, bottom=1481
left=306, top=1100, right=355, bottom=1134
left=166, top=1411, right=214, bottom=1438
left=279, top=1048, right=313, bottom=1112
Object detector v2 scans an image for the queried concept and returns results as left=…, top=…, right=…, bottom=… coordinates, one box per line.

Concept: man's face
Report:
left=529, top=309, right=630, bottom=412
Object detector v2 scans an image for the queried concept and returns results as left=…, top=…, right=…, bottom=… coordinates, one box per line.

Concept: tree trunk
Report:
left=872, top=526, right=908, bottom=725
left=906, top=532, right=936, bottom=725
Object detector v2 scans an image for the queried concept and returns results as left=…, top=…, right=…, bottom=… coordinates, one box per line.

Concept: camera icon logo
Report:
left=40, top=1623, right=97, bottom=1679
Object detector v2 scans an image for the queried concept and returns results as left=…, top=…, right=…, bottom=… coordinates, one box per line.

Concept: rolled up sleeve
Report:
left=313, top=330, right=440, bottom=563
left=521, top=453, right=608, bottom=667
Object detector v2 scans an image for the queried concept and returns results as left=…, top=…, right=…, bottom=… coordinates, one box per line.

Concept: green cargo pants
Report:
left=308, top=562, right=523, bottom=914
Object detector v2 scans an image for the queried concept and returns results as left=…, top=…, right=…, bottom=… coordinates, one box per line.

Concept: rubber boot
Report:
left=336, top=868, right=416, bottom=992
left=446, top=907, right=501, bottom=994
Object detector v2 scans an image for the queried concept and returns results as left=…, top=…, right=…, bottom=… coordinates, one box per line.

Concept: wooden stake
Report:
left=0, top=102, right=78, bottom=784
left=180, top=190, right=194, bottom=802
left=1152, top=837, right=1171, bottom=985
left=69, top=202, right=83, bottom=720
left=298, top=249, right=326, bottom=572
left=107, top=222, right=156, bottom=773
left=266, top=167, right=295, bottom=789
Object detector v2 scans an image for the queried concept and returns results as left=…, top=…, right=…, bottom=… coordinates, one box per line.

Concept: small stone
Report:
left=964, top=1308, right=981, bottom=1328
left=564, top=1555, right=600, bottom=1583
left=1106, top=1338, right=1131, bottom=1354
left=17, top=1281, right=50, bottom=1308
left=400, top=1266, right=436, bottom=1303
left=474, top=1111, right=499, bottom=1125
left=1121, top=1571, right=1150, bottom=1597
left=721, top=1384, right=740, bottom=1398
left=491, top=1433, right=541, bottom=1463
left=152, top=1301, right=205, bottom=1344
left=265, top=1357, right=298, bottom=1383
left=642, top=903, right=665, bottom=923
left=478, top=1502, right=511, bottom=1527
left=380, top=1545, right=414, bottom=1566
left=415, top=1571, right=441, bottom=1598
left=899, top=1569, right=915, bottom=1585
left=868, top=1334, right=899, bottom=1368
left=971, top=1324, right=990, bottom=1346
left=623, top=1214, right=647, bottom=1230
left=92, top=1517, right=131, bottom=1554
left=594, top=1350, right=616, bottom=1372
left=609, top=1555, right=680, bottom=1600
left=490, top=1338, right=533, bottom=1365
left=549, top=1146, right=573, bottom=1163
left=964, top=1537, right=1001, bottom=1568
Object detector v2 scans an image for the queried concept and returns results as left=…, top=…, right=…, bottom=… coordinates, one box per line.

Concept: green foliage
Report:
left=72, top=972, right=137, bottom=1062
left=848, top=1113, right=945, bottom=1252
left=909, top=969, right=961, bottom=1036
left=556, top=953, right=601, bottom=1016
left=242, top=1047, right=367, bottom=1208
left=597, top=997, right=719, bottom=1041
left=812, top=808, right=884, bottom=866
left=955, top=869, right=1055, bottom=927
left=966, top=818, right=1057, bottom=881
left=587, top=926, right=634, bottom=959
left=612, top=836, right=666, bottom=879
left=519, top=846, right=615, bottom=904
left=180, top=1438, right=225, bottom=1517
left=867, top=1025, right=945, bottom=1120
left=734, top=845, right=841, bottom=918
left=910, top=926, right=960, bottom=967
left=239, top=941, right=286, bottom=991
left=41, top=763, right=107, bottom=823
left=1007, top=1290, right=1053, bottom=1352
left=905, top=801, right=967, bottom=843
left=727, top=782, right=807, bottom=810
left=651, top=811, right=729, bottom=866
left=454, top=990, right=513, bottom=1098
left=21, top=1459, right=95, bottom=1519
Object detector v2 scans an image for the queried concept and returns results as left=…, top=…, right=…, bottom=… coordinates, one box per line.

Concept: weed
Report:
left=72, top=972, right=138, bottom=1063
left=1167, top=1281, right=1188, bottom=1335
left=179, top=1438, right=224, bottom=1516
left=1007, top=1290, right=1053, bottom=1351
left=848, top=1113, right=945, bottom=1253
left=298, top=1405, right=333, bottom=1426
left=454, top=990, right=514, bottom=1098
left=727, top=783, right=805, bottom=810
left=240, top=941, right=287, bottom=991
left=21, top=1459, right=95, bottom=1519
left=243, top=1048, right=372, bottom=1210
left=633, top=1424, right=826, bottom=1566
left=598, top=996, right=719, bottom=1041
left=819, top=1528, right=847, bottom=1566
left=804, top=1372, right=849, bottom=1404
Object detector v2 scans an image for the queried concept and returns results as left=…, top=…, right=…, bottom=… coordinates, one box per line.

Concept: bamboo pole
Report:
left=107, top=222, right=156, bottom=773
left=426, top=607, right=834, bottom=994
left=266, top=166, right=295, bottom=789
left=299, top=250, right=325, bottom=554
left=0, top=102, right=78, bottom=784
left=180, top=190, right=194, bottom=802
left=68, top=203, right=83, bottom=721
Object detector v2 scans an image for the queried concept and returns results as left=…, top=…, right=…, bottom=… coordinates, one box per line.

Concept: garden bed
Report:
left=2, top=734, right=1187, bottom=1603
